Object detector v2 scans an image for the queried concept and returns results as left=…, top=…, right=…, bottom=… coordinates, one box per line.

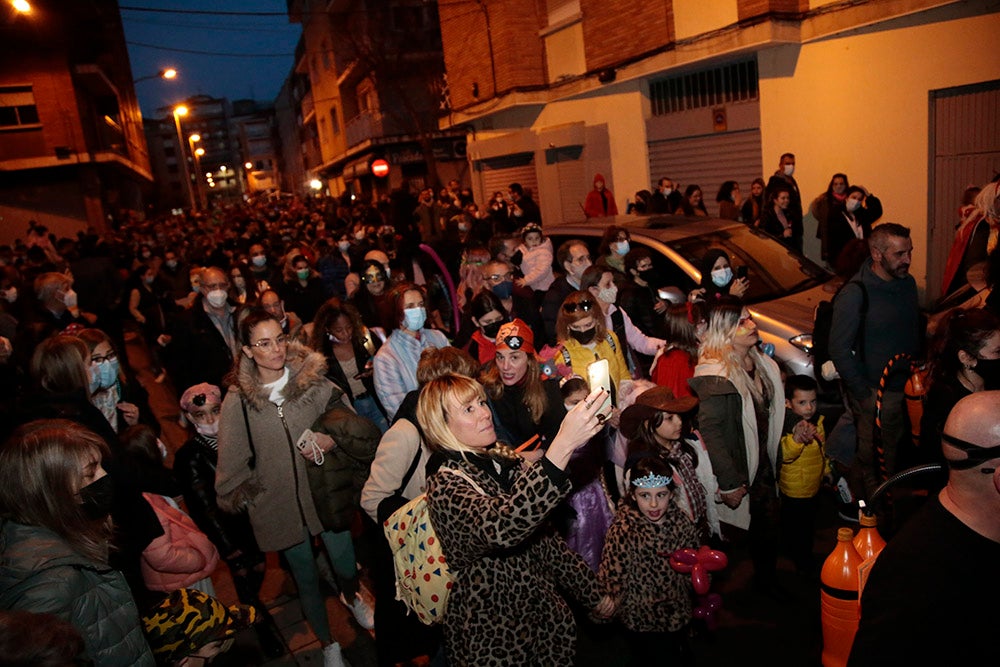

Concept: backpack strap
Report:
left=560, top=345, right=572, bottom=367
left=393, top=440, right=424, bottom=497
left=240, top=399, right=256, bottom=471
left=440, top=467, right=488, bottom=496
left=605, top=332, right=617, bottom=353
left=845, top=280, right=869, bottom=363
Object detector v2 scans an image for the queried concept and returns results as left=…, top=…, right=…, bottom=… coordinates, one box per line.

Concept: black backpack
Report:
left=812, top=279, right=867, bottom=393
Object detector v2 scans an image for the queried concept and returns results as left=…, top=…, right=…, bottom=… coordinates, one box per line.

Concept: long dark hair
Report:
left=0, top=420, right=113, bottom=564
left=626, top=411, right=699, bottom=469
left=928, top=308, right=1000, bottom=386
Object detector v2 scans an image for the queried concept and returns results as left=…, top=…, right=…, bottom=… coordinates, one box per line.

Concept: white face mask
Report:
left=662, top=187, right=672, bottom=196
left=597, top=286, right=618, bottom=304
left=846, top=199, right=862, bottom=212
left=205, top=289, right=228, bottom=308
left=783, top=164, right=795, bottom=177
left=1, top=286, right=16, bottom=303
left=338, top=241, right=351, bottom=253
left=62, top=288, right=78, bottom=309
left=711, top=267, right=733, bottom=288
left=195, top=420, right=219, bottom=437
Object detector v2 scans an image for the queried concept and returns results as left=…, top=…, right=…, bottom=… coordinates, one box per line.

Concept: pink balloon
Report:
left=674, top=548, right=700, bottom=565
left=691, top=563, right=711, bottom=595
left=669, top=555, right=693, bottom=574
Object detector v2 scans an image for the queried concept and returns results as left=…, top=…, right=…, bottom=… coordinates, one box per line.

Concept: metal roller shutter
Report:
left=478, top=153, right=539, bottom=204
left=928, top=80, right=1000, bottom=300
left=647, top=129, right=763, bottom=213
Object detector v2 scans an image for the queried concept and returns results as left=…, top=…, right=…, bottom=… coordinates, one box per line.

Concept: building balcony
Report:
left=345, top=109, right=383, bottom=148
left=301, top=89, right=315, bottom=124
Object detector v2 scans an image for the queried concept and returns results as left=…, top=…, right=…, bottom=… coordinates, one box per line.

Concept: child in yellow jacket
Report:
left=778, top=375, right=827, bottom=575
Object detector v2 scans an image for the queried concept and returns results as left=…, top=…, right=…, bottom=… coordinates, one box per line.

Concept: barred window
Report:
left=0, top=85, right=40, bottom=127
left=650, top=60, right=758, bottom=115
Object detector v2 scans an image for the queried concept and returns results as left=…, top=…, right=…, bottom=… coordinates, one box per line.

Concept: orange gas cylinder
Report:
left=820, top=527, right=864, bottom=667
left=853, top=513, right=886, bottom=562
left=905, top=366, right=928, bottom=446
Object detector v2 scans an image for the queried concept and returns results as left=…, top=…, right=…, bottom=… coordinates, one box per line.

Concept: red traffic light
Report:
left=371, top=159, right=390, bottom=178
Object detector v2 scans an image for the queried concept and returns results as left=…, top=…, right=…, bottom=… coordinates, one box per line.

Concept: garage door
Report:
left=647, top=129, right=762, bottom=215
left=477, top=153, right=539, bottom=206
left=928, top=79, right=1000, bottom=301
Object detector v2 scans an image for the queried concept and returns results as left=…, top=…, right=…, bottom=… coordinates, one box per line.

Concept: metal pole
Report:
left=173, top=111, right=196, bottom=211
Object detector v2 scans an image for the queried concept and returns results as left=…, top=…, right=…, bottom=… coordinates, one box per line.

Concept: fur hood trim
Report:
left=234, top=341, right=329, bottom=411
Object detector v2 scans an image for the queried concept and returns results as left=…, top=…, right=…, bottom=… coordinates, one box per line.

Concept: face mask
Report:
left=88, top=364, right=102, bottom=394
left=458, top=223, right=470, bottom=232
left=597, top=286, right=618, bottom=304
left=79, top=474, right=114, bottom=520
left=711, top=267, right=733, bottom=288
left=569, top=327, right=597, bottom=344
left=296, top=269, right=310, bottom=280
left=143, top=276, right=155, bottom=286
left=403, top=306, right=427, bottom=331
left=94, top=359, right=119, bottom=390
left=165, top=259, right=178, bottom=270
left=63, top=289, right=78, bottom=309
left=482, top=320, right=503, bottom=339
left=233, top=277, right=246, bottom=291
left=279, top=315, right=288, bottom=330
left=338, top=241, right=351, bottom=253
left=513, top=208, right=523, bottom=217
left=490, top=281, right=513, bottom=300
left=1, top=286, right=16, bottom=303
left=141, top=252, right=151, bottom=260
left=662, top=187, right=672, bottom=196
left=251, top=255, right=267, bottom=267
left=637, top=268, right=657, bottom=285
left=195, top=420, right=219, bottom=437
left=354, top=230, right=366, bottom=241
left=974, top=357, right=1000, bottom=389
left=784, top=164, right=795, bottom=177
left=615, top=241, right=630, bottom=256
left=206, top=289, right=228, bottom=308
left=564, top=403, right=576, bottom=412
left=846, top=199, right=861, bottom=213
left=156, top=439, right=168, bottom=460
left=327, top=332, right=345, bottom=344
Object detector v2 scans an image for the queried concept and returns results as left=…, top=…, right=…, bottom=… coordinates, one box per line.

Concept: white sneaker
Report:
left=323, top=641, right=348, bottom=667
left=340, top=591, right=374, bottom=630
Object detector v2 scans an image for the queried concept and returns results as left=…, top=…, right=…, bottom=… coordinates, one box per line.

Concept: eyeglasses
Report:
left=500, top=334, right=525, bottom=350
left=250, top=335, right=289, bottom=350
left=563, top=299, right=596, bottom=314
left=571, top=254, right=592, bottom=265
left=362, top=273, right=384, bottom=284
left=91, top=352, right=118, bottom=365
left=486, top=272, right=514, bottom=282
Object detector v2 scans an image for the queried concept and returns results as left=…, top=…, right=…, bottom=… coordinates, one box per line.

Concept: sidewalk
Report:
left=126, top=332, right=377, bottom=667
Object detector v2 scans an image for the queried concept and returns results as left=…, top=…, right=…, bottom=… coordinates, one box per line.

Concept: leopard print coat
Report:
left=599, top=502, right=699, bottom=633
left=426, top=452, right=602, bottom=667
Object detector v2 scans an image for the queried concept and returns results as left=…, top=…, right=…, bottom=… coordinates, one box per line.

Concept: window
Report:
left=0, top=85, right=40, bottom=127
left=650, top=59, right=759, bottom=115
left=330, top=106, right=340, bottom=135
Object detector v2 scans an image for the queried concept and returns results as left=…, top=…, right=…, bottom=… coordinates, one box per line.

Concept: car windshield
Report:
left=668, top=225, right=830, bottom=303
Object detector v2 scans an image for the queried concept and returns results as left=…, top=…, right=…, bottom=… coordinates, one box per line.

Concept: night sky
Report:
left=121, top=0, right=300, bottom=119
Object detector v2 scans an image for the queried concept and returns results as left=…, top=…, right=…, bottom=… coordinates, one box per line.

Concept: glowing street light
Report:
left=12, top=0, right=31, bottom=14
left=309, top=179, right=323, bottom=191
left=172, top=105, right=196, bottom=210
left=136, top=68, right=179, bottom=84
left=244, top=162, right=253, bottom=170
left=188, top=133, right=206, bottom=209
left=195, top=147, right=205, bottom=156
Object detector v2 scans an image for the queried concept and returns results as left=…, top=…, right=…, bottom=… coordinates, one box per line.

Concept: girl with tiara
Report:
left=599, top=456, right=700, bottom=666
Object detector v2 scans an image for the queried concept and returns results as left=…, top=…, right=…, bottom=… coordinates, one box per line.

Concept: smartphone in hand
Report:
left=736, top=265, right=748, bottom=280
left=587, top=359, right=613, bottom=420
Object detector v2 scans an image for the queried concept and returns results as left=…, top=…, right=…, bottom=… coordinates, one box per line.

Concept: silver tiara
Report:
left=631, top=472, right=673, bottom=489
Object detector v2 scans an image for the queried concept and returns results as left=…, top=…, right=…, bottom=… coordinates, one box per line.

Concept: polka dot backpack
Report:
left=383, top=467, right=486, bottom=625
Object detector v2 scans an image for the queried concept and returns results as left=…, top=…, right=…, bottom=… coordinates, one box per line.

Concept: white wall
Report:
left=758, top=8, right=1000, bottom=293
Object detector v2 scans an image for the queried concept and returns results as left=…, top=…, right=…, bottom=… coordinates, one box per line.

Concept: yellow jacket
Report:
left=778, top=414, right=827, bottom=499
left=557, top=332, right=631, bottom=397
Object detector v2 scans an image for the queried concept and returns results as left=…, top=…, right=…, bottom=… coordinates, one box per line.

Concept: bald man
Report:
left=849, top=391, right=1000, bottom=665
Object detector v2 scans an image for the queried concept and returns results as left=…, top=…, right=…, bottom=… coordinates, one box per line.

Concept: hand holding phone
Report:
left=736, top=265, right=748, bottom=280
left=587, top=359, right=613, bottom=421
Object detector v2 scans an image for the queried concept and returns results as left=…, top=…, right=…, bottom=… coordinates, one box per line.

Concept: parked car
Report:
left=545, top=214, right=837, bottom=379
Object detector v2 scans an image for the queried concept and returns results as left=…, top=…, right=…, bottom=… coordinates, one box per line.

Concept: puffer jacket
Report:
left=0, top=520, right=154, bottom=666
left=307, top=400, right=381, bottom=531
left=140, top=493, right=220, bottom=592
left=216, top=341, right=346, bottom=552
left=778, top=414, right=828, bottom=498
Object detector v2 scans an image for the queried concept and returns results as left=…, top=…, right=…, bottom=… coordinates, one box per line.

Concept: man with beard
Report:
left=830, top=223, right=921, bottom=511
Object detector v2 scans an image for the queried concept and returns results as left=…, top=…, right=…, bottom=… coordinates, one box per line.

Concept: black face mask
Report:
left=974, top=356, right=1000, bottom=390
left=482, top=320, right=504, bottom=339
left=569, top=327, right=597, bottom=345
left=79, top=474, right=114, bottom=520
left=638, top=268, right=658, bottom=286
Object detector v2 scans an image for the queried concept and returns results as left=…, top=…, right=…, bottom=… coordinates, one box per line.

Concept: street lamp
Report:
left=135, top=68, right=179, bottom=84
left=11, top=0, right=30, bottom=13
left=172, top=105, right=196, bottom=210
left=188, top=133, right=206, bottom=209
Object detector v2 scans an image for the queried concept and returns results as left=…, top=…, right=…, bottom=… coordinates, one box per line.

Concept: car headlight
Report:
left=789, top=334, right=813, bottom=353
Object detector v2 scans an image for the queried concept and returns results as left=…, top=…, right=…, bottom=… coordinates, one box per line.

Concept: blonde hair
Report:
left=416, top=374, right=489, bottom=454
left=699, top=298, right=760, bottom=401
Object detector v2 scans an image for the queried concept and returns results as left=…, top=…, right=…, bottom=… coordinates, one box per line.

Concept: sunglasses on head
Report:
left=192, top=393, right=207, bottom=407
left=562, top=299, right=595, bottom=314
left=362, top=273, right=384, bottom=283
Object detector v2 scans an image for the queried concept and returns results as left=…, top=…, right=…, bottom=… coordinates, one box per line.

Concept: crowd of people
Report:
left=0, top=167, right=998, bottom=667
